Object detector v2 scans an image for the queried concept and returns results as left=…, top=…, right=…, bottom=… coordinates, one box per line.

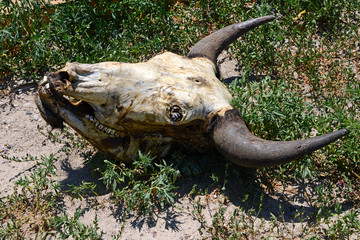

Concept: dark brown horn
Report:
left=208, top=109, right=349, bottom=168
left=187, top=15, right=276, bottom=63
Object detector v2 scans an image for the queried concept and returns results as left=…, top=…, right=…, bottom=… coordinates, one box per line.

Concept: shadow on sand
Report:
left=56, top=150, right=355, bottom=233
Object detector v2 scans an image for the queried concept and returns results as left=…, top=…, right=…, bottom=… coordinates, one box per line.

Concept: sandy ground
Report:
left=0, top=57, right=358, bottom=239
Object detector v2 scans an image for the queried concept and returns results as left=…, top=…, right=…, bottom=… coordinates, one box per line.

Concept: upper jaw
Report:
left=36, top=72, right=96, bottom=128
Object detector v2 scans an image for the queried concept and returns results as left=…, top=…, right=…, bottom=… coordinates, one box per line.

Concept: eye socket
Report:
left=168, top=105, right=183, bottom=122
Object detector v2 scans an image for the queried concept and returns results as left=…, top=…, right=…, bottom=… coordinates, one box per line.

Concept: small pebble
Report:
left=26, top=110, right=32, bottom=115
left=293, top=71, right=299, bottom=79
left=23, top=102, right=32, bottom=108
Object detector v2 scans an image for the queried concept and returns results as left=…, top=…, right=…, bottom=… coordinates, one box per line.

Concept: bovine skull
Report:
left=36, top=16, right=349, bottom=167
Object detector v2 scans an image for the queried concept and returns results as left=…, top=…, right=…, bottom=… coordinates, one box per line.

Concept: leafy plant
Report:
left=93, top=151, right=180, bottom=215
left=54, top=208, right=101, bottom=240
left=0, top=154, right=102, bottom=238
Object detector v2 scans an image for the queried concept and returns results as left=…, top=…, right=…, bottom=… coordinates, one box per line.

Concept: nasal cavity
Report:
left=187, top=76, right=206, bottom=85
left=58, top=71, right=70, bottom=83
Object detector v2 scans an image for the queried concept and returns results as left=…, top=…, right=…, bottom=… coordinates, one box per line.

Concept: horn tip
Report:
left=254, top=15, right=276, bottom=24
left=338, top=128, right=350, bottom=136
left=320, top=128, right=350, bottom=146
left=264, top=15, right=276, bottom=20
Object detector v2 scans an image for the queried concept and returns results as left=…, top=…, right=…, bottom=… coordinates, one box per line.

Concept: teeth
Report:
left=64, top=95, right=81, bottom=104
left=39, top=76, right=49, bottom=87
left=85, top=114, right=123, bottom=137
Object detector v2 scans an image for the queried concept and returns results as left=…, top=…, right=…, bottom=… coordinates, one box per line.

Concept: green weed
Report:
left=0, top=154, right=102, bottom=239
left=67, top=181, right=98, bottom=201
left=92, top=151, right=181, bottom=216
left=54, top=208, right=101, bottom=240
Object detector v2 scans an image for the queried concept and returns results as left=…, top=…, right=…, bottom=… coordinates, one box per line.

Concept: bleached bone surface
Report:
left=38, top=52, right=233, bottom=162
left=62, top=52, right=232, bottom=124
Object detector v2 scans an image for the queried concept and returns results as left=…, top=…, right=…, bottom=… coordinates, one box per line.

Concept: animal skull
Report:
left=36, top=15, right=349, bottom=167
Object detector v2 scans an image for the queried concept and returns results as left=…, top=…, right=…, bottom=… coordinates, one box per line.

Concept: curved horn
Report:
left=187, top=15, right=276, bottom=63
left=208, top=109, right=349, bottom=168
